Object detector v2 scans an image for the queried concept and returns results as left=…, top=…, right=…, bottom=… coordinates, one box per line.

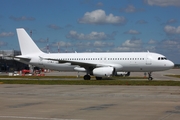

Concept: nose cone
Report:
left=167, top=60, right=174, bottom=69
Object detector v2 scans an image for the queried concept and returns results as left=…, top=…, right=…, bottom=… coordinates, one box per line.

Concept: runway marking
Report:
left=0, top=116, right=81, bottom=120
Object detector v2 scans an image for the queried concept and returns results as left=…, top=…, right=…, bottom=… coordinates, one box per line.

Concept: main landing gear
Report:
left=148, top=72, right=153, bottom=81
left=84, top=74, right=91, bottom=80
left=95, top=77, right=102, bottom=80
left=83, top=75, right=102, bottom=80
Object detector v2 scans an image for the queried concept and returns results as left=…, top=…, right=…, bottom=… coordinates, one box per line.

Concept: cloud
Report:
left=0, top=32, right=14, bottom=37
left=122, top=39, right=142, bottom=47
left=93, top=48, right=104, bottom=52
left=76, top=41, right=92, bottom=47
left=93, top=41, right=114, bottom=47
left=65, top=24, right=73, bottom=28
left=164, top=25, right=180, bottom=35
left=144, top=0, right=180, bottom=7
left=50, top=40, right=114, bottom=52
left=75, top=41, right=113, bottom=47
left=124, top=29, right=141, bottom=35
left=73, top=41, right=114, bottom=52
left=160, top=40, right=179, bottom=48
left=155, top=39, right=180, bottom=63
left=96, top=2, right=103, bottom=7
left=157, top=39, right=180, bottom=53
left=53, top=41, right=72, bottom=47
left=145, top=39, right=157, bottom=51
left=112, top=39, right=143, bottom=52
left=113, top=46, right=143, bottom=52
left=0, top=41, right=7, bottom=46
left=166, top=19, right=178, bottom=24
left=41, top=41, right=73, bottom=53
left=120, top=5, right=145, bottom=13
left=66, top=30, right=115, bottom=40
left=148, top=39, right=157, bottom=44
left=78, top=9, right=126, bottom=25
left=9, top=16, right=35, bottom=21
left=136, top=20, right=148, bottom=24
left=145, top=46, right=156, bottom=51
left=35, top=38, right=48, bottom=43
left=48, top=24, right=61, bottom=30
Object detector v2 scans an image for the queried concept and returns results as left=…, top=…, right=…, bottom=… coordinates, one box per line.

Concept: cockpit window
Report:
left=158, top=57, right=167, bottom=60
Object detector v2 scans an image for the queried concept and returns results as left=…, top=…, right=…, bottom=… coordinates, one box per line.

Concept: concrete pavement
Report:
left=0, top=85, right=180, bottom=120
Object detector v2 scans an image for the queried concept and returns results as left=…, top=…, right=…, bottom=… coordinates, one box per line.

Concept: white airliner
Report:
left=15, top=28, right=174, bottom=80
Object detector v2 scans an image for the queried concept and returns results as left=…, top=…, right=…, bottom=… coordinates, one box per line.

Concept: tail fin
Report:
left=16, top=28, right=43, bottom=55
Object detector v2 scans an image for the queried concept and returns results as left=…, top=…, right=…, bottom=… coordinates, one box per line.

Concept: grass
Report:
left=0, top=75, right=179, bottom=86
left=165, top=75, right=180, bottom=78
left=0, top=79, right=180, bottom=86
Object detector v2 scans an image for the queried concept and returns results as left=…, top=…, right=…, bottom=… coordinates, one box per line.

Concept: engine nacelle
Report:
left=74, top=67, right=86, bottom=72
left=93, top=67, right=114, bottom=77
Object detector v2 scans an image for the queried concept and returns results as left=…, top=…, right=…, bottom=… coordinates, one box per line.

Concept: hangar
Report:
left=0, top=50, right=28, bottom=72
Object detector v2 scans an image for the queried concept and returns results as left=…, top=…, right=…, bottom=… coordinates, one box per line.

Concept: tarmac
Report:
left=0, top=85, right=180, bottom=120
left=0, top=69, right=180, bottom=120
left=44, top=69, right=180, bottom=81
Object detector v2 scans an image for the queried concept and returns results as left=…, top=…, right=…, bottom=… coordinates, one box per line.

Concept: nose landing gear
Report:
left=148, top=72, right=153, bottom=81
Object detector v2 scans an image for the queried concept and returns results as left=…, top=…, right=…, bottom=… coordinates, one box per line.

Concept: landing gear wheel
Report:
left=84, top=75, right=91, bottom=80
left=148, top=77, right=153, bottom=81
left=96, top=77, right=102, bottom=80
left=148, top=72, right=153, bottom=81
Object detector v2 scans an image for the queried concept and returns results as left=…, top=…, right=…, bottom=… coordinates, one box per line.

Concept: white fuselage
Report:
left=20, top=52, right=174, bottom=73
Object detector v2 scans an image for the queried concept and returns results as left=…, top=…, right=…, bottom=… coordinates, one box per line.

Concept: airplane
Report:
left=15, top=28, right=174, bottom=80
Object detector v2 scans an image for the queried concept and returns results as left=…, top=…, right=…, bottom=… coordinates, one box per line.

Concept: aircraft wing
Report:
left=42, top=57, right=116, bottom=69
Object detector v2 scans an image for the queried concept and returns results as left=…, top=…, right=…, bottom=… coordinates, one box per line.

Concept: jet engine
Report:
left=93, top=67, right=114, bottom=77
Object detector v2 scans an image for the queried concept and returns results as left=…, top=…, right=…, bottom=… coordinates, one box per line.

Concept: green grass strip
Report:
left=0, top=80, right=180, bottom=86
left=165, top=75, right=180, bottom=78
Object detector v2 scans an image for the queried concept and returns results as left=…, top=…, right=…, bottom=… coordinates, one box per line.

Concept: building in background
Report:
left=0, top=50, right=28, bottom=72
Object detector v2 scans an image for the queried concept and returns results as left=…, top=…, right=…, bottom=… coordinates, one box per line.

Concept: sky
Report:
left=0, top=0, right=180, bottom=63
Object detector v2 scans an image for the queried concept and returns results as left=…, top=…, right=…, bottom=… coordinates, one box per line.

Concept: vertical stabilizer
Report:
left=16, top=28, right=43, bottom=55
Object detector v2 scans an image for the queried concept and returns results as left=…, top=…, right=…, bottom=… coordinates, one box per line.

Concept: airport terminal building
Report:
left=0, top=50, right=27, bottom=72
